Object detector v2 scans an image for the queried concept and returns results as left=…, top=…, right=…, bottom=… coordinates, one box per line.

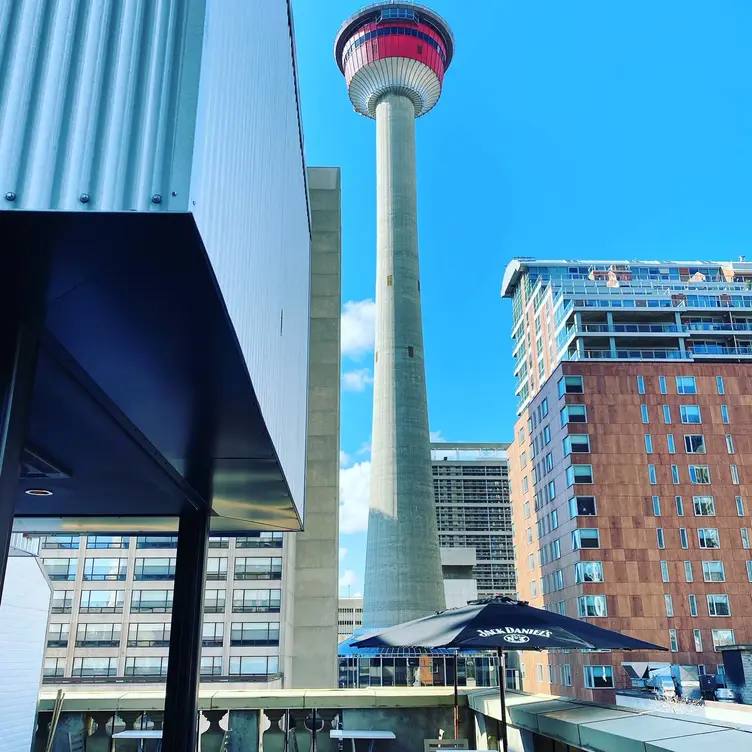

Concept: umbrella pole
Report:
left=453, top=650, right=459, bottom=740
left=496, top=648, right=508, bottom=752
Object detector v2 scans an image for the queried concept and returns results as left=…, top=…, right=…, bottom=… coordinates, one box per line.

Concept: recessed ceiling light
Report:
left=25, top=488, right=53, bottom=496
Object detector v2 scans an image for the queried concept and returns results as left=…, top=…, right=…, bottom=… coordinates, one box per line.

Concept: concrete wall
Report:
left=288, top=167, right=342, bottom=688
left=0, top=555, right=51, bottom=752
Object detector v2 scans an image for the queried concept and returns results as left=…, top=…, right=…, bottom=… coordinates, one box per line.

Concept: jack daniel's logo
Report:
left=477, top=627, right=552, bottom=644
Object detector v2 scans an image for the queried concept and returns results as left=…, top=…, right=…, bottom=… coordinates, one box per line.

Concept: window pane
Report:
left=693, top=496, right=715, bottom=516
left=641, top=405, right=649, bottom=424
left=689, top=595, right=698, bottom=617
left=667, top=434, right=675, bottom=453
left=575, top=561, right=604, bottom=583
left=717, top=376, right=725, bottom=395
left=658, top=376, right=666, bottom=394
left=684, top=434, right=706, bottom=453
left=702, top=561, right=725, bottom=582
left=680, top=405, right=702, bottom=424
left=707, top=594, right=731, bottom=617
left=698, top=528, right=720, bottom=549
left=661, top=560, right=669, bottom=581
left=663, top=405, right=672, bottom=424
left=652, top=496, right=661, bottom=516
left=584, top=665, right=614, bottom=688
left=637, top=376, right=646, bottom=394
left=676, top=376, right=697, bottom=394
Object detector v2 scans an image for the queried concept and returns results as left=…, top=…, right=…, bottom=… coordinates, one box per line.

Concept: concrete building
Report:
left=37, top=168, right=342, bottom=691
left=502, top=258, right=752, bottom=701
left=334, top=3, right=455, bottom=628
left=432, top=443, right=515, bottom=601
left=338, top=597, right=364, bottom=642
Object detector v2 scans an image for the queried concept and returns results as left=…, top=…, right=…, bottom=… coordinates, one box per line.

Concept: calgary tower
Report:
left=335, top=3, right=454, bottom=628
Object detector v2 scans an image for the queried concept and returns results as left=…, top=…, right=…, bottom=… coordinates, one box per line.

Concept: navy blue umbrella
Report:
left=353, top=597, right=666, bottom=751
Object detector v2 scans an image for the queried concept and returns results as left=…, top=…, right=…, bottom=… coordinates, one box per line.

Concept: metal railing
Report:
left=566, top=349, right=688, bottom=361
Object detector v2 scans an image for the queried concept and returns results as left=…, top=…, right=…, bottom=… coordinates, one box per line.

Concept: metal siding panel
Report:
left=189, top=0, right=310, bottom=511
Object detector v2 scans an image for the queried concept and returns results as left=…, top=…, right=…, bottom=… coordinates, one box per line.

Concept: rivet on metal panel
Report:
left=79, top=194, right=90, bottom=204
left=171, top=191, right=178, bottom=197
left=151, top=194, right=162, bottom=204
left=4, top=192, right=16, bottom=202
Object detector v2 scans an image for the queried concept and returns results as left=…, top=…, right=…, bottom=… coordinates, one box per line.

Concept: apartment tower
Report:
left=503, top=259, right=752, bottom=701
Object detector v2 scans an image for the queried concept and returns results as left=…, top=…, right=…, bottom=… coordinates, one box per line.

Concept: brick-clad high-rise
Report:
left=503, top=259, right=752, bottom=701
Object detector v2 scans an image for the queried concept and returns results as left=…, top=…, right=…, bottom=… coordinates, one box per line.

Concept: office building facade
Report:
left=503, top=259, right=752, bottom=700
left=338, top=597, right=364, bottom=643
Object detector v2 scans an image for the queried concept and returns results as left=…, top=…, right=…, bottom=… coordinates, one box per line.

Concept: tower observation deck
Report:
left=335, top=4, right=454, bottom=629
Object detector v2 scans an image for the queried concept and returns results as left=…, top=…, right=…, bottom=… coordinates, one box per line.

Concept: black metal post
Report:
left=0, top=326, right=37, bottom=602
left=496, top=648, right=508, bottom=752
left=161, top=505, right=210, bottom=752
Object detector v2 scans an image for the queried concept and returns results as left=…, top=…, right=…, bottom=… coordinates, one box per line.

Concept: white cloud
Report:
left=339, top=569, right=359, bottom=590
left=430, top=430, right=447, bottom=442
left=340, top=450, right=352, bottom=468
left=339, top=547, right=348, bottom=562
left=342, top=368, right=374, bottom=392
left=357, top=440, right=372, bottom=456
left=341, top=299, right=376, bottom=359
left=340, top=461, right=371, bottom=534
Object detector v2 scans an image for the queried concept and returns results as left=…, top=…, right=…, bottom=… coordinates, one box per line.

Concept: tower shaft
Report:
left=363, top=93, right=445, bottom=628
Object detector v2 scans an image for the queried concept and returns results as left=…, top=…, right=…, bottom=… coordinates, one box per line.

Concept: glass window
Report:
left=684, top=434, right=706, bottom=453
left=232, top=588, right=282, bottom=613
left=543, top=425, right=551, bottom=444
left=680, top=528, right=688, bottom=549
left=229, top=656, right=279, bottom=677
left=689, top=465, right=711, bottom=484
left=675, top=496, right=685, bottom=516
left=530, top=580, right=538, bottom=597
left=559, top=375, right=583, bottom=396
left=726, top=435, right=735, bottom=454
left=671, top=465, right=680, bottom=484
left=659, top=376, right=667, bottom=394
left=661, top=560, right=669, bottom=582
left=652, top=496, right=661, bottom=516
left=51, top=590, right=74, bottom=614
left=676, top=376, right=697, bottom=394
left=72, top=657, right=117, bottom=678
left=541, top=398, right=548, bottom=417
left=563, top=434, right=590, bottom=454
left=693, top=496, right=716, bottom=516
left=645, top=435, right=653, bottom=453
left=44, top=658, right=66, bottom=678
left=731, top=464, right=740, bottom=485
left=702, top=561, right=725, bottom=582
left=572, top=529, right=600, bottom=549
left=584, top=665, right=614, bottom=688
left=545, top=453, right=553, bottom=472
left=201, top=656, right=223, bottom=676
left=742, top=528, right=751, bottom=549
left=667, top=434, right=676, bottom=453
left=717, top=376, right=725, bottom=395
left=669, top=629, right=679, bottom=652
left=204, top=589, right=226, bottom=613
left=641, top=405, right=649, bottom=424
left=707, top=594, right=731, bottom=617
left=746, top=562, right=752, bottom=582
left=82, top=557, right=127, bottom=581
left=657, top=528, right=665, bottom=549
left=566, top=464, right=593, bottom=486
left=136, top=536, right=178, bottom=548
left=536, top=664, right=544, bottom=682
left=42, top=558, right=77, bottom=581
left=236, top=532, right=284, bottom=549
left=578, top=595, right=608, bottom=617
left=229, top=621, right=280, bottom=646
left=86, top=536, right=129, bottom=549
left=561, top=404, right=587, bottom=425
left=684, top=560, right=694, bottom=582
left=648, top=465, right=657, bottom=484
left=128, top=622, right=170, bottom=647
left=712, top=629, right=735, bottom=651
left=202, top=621, right=224, bottom=647
left=663, top=405, right=672, bottom=424
left=693, top=628, right=703, bottom=651
left=41, top=535, right=79, bottom=549
left=665, top=594, right=674, bottom=617
left=569, top=496, right=597, bottom=517
left=47, top=622, right=70, bottom=648
left=681, top=405, right=702, bottom=424
left=551, top=509, right=559, bottom=529
left=689, top=594, right=698, bottom=617
left=575, top=561, right=604, bottom=583
left=721, top=405, right=730, bottom=424
left=563, top=664, right=572, bottom=686
left=76, top=623, right=121, bottom=648
left=206, top=557, right=228, bottom=581
left=234, top=557, right=283, bottom=580
left=79, top=590, right=124, bottom=614
left=698, top=528, right=720, bottom=549
left=637, top=375, right=646, bottom=394
left=736, top=496, right=745, bottom=516
left=133, top=557, right=175, bottom=580
left=518, top=427, right=525, bottom=445
left=130, top=589, right=173, bottom=613
left=125, top=656, right=169, bottom=677
left=209, top=536, right=230, bottom=548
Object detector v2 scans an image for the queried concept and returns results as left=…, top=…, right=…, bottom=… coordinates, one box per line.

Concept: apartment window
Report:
left=51, top=591, right=74, bottom=614
left=578, top=595, right=607, bottom=618
left=563, top=664, right=572, bottom=686
left=693, top=496, right=715, bottom=516
left=543, top=425, right=551, bottom=444
left=547, top=664, right=554, bottom=684
left=76, top=623, right=121, bottom=648
left=202, top=622, right=224, bottom=647
left=44, top=658, right=66, bottom=678
left=528, top=554, right=535, bottom=571
left=229, top=621, right=280, bottom=647
left=541, top=398, right=549, bottom=417
left=553, top=539, right=561, bottom=559
left=536, top=664, right=544, bottom=682
left=675, top=496, right=684, bottom=516
left=641, top=405, right=649, bottom=424
left=656, top=529, right=665, bottom=549
left=670, top=464, right=679, bottom=484
left=747, top=562, right=752, bottom=582
left=689, top=465, right=711, bottom=484
left=659, top=376, right=667, bottom=394
left=584, top=665, right=614, bottom=689
left=667, top=434, right=676, bottom=453
left=681, top=405, right=702, bottom=424
left=725, top=435, right=735, bottom=454
left=561, top=404, right=587, bottom=425
left=684, top=434, right=706, bottom=454
left=82, top=557, right=127, bottom=581
left=721, top=405, right=730, bottom=424
left=557, top=601, right=566, bottom=616
left=660, top=560, right=670, bottom=582
left=130, top=590, right=173, bottom=613
left=558, top=375, right=584, bottom=396
left=742, top=528, right=751, bottom=550
left=563, top=434, right=590, bottom=454
left=530, top=580, right=538, bottom=597
left=551, top=509, right=559, bottom=529
left=676, top=376, right=697, bottom=395
left=569, top=496, right=596, bottom=517
left=518, top=427, right=525, bottom=445
left=545, top=453, right=553, bottom=472
left=236, top=532, right=284, bottom=549
left=644, top=435, right=653, bottom=453
left=43, top=558, right=77, bottom=581
left=694, top=629, right=703, bottom=652
left=232, top=588, right=282, bottom=613
left=717, top=376, right=725, bottom=395
left=133, top=557, right=176, bottom=581
left=708, top=594, right=731, bottom=617
left=204, top=589, right=226, bottom=613
left=125, top=657, right=169, bottom=678
left=669, top=629, right=679, bottom=653
left=572, top=529, right=600, bottom=550
left=524, top=501, right=531, bottom=518
left=128, top=622, right=170, bottom=647
left=47, top=623, right=70, bottom=648
left=712, top=629, right=735, bottom=651
left=206, top=558, right=228, bottom=581
left=689, top=594, right=698, bottom=617
left=86, top=536, right=129, bottom=549
left=522, top=478, right=529, bottom=494
left=566, top=464, right=593, bottom=486
left=680, top=528, right=689, bottom=549
left=702, top=561, right=725, bottom=582
left=736, top=496, right=745, bottom=516
left=41, top=535, right=79, bottom=550
left=663, top=405, right=672, bottom=424
left=554, top=569, right=564, bottom=590
left=648, top=465, right=657, bottom=485
left=637, top=376, right=646, bottom=394
left=664, top=594, right=674, bottom=617
left=201, top=656, right=223, bottom=676
left=698, top=528, right=720, bottom=549
left=684, top=561, right=694, bottom=582
left=652, top=496, right=661, bottom=516
left=731, top=464, right=740, bottom=485
left=575, top=561, right=604, bottom=583
left=526, top=528, right=533, bottom=544
left=72, top=658, right=117, bottom=678
left=209, top=536, right=230, bottom=549
left=234, top=557, right=283, bottom=580
left=79, top=590, right=124, bottom=614
left=136, top=536, right=178, bottom=548
left=229, top=656, right=279, bottom=677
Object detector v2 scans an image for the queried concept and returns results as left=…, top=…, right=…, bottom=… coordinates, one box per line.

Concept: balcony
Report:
left=690, top=344, right=752, bottom=358
left=565, top=348, right=689, bottom=361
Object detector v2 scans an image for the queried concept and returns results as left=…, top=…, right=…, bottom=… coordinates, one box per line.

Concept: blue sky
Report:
left=291, top=0, right=752, bottom=596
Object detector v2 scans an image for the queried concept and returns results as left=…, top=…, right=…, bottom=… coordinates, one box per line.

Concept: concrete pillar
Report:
left=364, top=92, right=445, bottom=628
left=609, top=337, right=617, bottom=357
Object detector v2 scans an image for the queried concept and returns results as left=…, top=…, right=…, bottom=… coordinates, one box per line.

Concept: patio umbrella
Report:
left=352, top=597, right=667, bottom=752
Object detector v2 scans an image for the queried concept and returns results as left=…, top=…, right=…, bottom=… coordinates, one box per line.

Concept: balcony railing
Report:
left=578, top=323, right=680, bottom=333
left=683, top=321, right=752, bottom=332
left=566, top=348, right=689, bottom=361
left=690, top=344, right=752, bottom=356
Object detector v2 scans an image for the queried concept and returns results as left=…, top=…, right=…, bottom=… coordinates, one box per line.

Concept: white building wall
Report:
left=0, top=554, right=51, bottom=752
